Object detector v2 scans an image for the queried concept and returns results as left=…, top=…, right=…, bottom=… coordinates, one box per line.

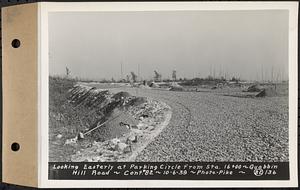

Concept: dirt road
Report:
left=108, top=87, right=288, bottom=162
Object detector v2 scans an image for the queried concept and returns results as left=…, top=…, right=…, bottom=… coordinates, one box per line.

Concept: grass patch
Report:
left=49, top=76, right=101, bottom=161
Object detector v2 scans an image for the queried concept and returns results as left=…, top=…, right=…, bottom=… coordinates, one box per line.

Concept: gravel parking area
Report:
left=109, top=88, right=289, bottom=162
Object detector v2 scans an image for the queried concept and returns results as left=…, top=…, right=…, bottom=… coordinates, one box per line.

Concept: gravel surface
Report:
left=109, top=88, right=288, bottom=162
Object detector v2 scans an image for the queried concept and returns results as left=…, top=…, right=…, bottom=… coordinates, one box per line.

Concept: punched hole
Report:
left=11, top=142, right=20, bottom=151
left=11, top=39, right=21, bottom=48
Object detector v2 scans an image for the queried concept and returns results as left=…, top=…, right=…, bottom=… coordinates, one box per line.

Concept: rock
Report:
left=148, top=126, right=155, bottom=131
left=98, top=158, right=105, bottom=162
left=85, top=143, right=92, bottom=148
left=109, top=138, right=120, bottom=147
left=127, top=135, right=138, bottom=143
left=113, top=152, right=120, bottom=158
left=124, top=145, right=132, bottom=153
left=116, top=142, right=128, bottom=152
left=106, top=153, right=115, bottom=157
left=131, top=125, right=138, bottom=129
left=119, top=122, right=131, bottom=129
left=98, top=150, right=103, bottom=155
left=64, top=137, right=77, bottom=145
left=92, top=156, right=103, bottom=161
left=140, top=114, right=149, bottom=119
left=77, top=132, right=84, bottom=140
left=137, top=123, right=145, bottom=129
left=56, top=134, right=63, bottom=139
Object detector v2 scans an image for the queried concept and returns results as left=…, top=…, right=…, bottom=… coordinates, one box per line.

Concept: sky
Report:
left=49, top=10, right=288, bottom=81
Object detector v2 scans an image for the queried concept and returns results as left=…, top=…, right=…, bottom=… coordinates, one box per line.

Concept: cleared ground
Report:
left=106, top=87, right=289, bottom=162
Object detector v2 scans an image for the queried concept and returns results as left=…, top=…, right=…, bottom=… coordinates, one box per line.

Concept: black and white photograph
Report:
left=49, top=9, right=289, bottom=162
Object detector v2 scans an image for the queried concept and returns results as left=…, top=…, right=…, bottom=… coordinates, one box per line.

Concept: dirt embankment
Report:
left=49, top=77, right=171, bottom=162
left=70, top=99, right=171, bottom=162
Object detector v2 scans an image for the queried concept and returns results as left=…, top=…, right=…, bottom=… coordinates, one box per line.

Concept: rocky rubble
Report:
left=69, top=97, right=172, bottom=162
left=68, top=85, right=112, bottom=108
left=66, top=85, right=142, bottom=142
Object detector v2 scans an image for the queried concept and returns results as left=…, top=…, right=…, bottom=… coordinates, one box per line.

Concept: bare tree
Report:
left=126, top=75, right=130, bottom=82
left=66, top=67, right=71, bottom=77
left=154, top=70, right=162, bottom=82
left=172, top=70, right=177, bottom=81
left=130, top=72, right=137, bottom=82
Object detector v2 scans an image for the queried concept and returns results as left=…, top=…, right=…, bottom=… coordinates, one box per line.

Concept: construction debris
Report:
left=149, top=82, right=160, bottom=88
left=169, top=86, right=184, bottom=91
left=127, top=135, right=138, bottom=143
left=112, top=91, right=131, bottom=101
left=67, top=95, right=171, bottom=162
left=77, top=132, right=84, bottom=140
left=56, top=83, right=172, bottom=162
left=169, top=82, right=184, bottom=91
left=246, top=84, right=261, bottom=92
left=256, top=88, right=278, bottom=97
left=139, top=84, right=151, bottom=89
left=64, top=137, right=77, bottom=145
left=108, top=138, right=120, bottom=150
left=116, top=142, right=128, bottom=152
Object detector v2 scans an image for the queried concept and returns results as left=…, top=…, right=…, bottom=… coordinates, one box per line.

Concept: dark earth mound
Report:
left=49, top=77, right=143, bottom=161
